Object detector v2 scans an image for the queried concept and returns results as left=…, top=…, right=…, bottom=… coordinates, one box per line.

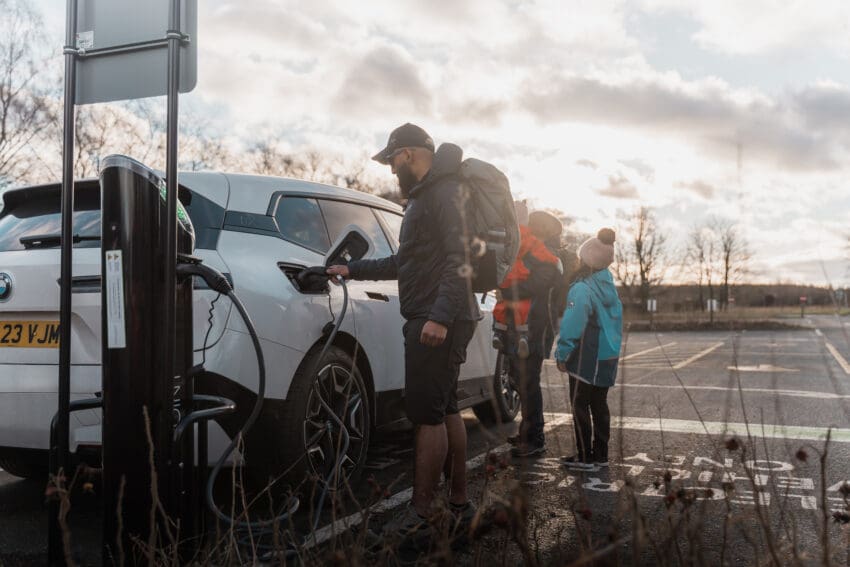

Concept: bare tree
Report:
left=178, top=119, right=239, bottom=173
left=684, top=222, right=725, bottom=320
left=614, top=206, right=668, bottom=308
left=72, top=105, right=159, bottom=177
left=0, top=0, right=53, bottom=183
left=613, top=242, right=638, bottom=300
left=714, top=218, right=750, bottom=310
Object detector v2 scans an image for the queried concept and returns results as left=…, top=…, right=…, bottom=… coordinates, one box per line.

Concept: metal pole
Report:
left=165, top=0, right=181, bottom=519
left=49, top=1, right=77, bottom=565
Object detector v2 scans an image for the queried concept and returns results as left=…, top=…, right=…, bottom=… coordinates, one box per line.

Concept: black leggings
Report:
left=569, top=376, right=610, bottom=461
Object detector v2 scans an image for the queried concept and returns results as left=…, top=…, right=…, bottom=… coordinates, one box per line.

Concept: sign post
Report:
left=49, top=2, right=79, bottom=564
left=707, top=298, right=718, bottom=324
left=647, top=298, right=657, bottom=328
left=51, top=2, right=197, bottom=565
left=800, top=295, right=807, bottom=319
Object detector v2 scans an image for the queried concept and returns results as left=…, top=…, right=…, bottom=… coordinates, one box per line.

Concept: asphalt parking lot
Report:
left=2, top=315, right=849, bottom=565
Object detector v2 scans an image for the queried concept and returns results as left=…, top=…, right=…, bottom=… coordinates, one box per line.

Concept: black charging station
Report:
left=99, top=155, right=197, bottom=559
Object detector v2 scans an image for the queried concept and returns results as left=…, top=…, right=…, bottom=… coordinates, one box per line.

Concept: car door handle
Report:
left=365, top=291, right=390, bottom=302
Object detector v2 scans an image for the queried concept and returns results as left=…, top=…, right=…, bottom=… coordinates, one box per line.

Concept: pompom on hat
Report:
left=578, top=228, right=616, bottom=270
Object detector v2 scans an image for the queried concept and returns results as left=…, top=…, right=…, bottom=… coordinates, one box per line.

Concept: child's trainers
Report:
left=517, top=335, right=530, bottom=359
left=559, top=454, right=597, bottom=470
left=593, top=449, right=609, bottom=467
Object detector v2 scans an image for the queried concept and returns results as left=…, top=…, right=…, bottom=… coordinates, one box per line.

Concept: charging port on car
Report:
left=278, top=262, right=330, bottom=294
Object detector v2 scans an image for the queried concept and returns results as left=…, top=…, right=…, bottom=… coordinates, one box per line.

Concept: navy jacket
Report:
left=348, top=144, right=480, bottom=326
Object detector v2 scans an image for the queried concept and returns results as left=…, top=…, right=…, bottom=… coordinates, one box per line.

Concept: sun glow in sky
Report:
left=34, top=0, right=850, bottom=285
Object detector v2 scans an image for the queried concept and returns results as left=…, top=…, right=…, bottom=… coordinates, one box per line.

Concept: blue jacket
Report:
left=554, top=269, right=623, bottom=387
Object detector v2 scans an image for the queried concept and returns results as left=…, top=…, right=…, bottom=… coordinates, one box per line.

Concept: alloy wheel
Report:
left=303, top=363, right=367, bottom=487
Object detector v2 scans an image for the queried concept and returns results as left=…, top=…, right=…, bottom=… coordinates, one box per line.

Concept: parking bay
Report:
left=2, top=323, right=850, bottom=564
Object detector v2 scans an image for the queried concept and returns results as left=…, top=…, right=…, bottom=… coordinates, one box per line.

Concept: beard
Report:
left=396, top=162, right=418, bottom=198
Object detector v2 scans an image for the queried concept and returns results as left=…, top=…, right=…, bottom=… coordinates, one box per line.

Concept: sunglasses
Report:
left=385, top=147, right=409, bottom=164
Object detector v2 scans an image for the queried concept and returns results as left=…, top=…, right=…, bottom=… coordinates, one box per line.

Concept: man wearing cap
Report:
left=327, top=123, right=479, bottom=544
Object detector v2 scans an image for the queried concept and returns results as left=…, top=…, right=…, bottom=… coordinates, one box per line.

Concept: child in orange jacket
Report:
left=493, top=203, right=561, bottom=358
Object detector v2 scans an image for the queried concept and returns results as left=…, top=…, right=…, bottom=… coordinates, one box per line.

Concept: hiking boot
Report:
left=382, top=505, right=431, bottom=551
left=449, top=501, right=477, bottom=544
left=559, top=454, right=597, bottom=470
left=507, top=433, right=521, bottom=446
left=511, top=443, right=547, bottom=458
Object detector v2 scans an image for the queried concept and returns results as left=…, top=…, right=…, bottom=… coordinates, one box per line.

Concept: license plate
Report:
left=0, top=321, right=60, bottom=348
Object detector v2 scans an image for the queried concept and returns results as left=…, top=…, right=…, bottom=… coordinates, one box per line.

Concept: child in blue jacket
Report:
left=554, top=228, right=623, bottom=470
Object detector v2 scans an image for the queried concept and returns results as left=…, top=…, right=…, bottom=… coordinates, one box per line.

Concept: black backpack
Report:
left=458, top=158, right=520, bottom=292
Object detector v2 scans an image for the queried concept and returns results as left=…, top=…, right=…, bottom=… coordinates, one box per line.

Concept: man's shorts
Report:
left=403, top=318, right=477, bottom=426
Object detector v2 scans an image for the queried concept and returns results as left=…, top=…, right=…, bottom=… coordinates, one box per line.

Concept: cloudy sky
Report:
left=34, top=0, right=850, bottom=286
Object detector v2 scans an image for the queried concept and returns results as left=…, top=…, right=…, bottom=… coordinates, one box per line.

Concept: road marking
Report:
left=592, top=413, right=850, bottom=444
left=310, top=410, right=850, bottom=547
left=616, top=383, right=850, bottom=400
left=313, top=408, right=850, bottom=545
left=621, top=342, right=677, bottom=362
left=825, top=341, right=850, bottom=375
left=728, top=364, right=798, bottom=373
left=815, top=329, right=824, bottom=337
left=309, top=414, right=572, bottom=547
left=672, top=342, right=724, bottom=369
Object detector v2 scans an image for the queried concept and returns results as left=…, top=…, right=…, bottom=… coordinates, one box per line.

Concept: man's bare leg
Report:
left=443, top=413, right=468, bottom=505
left=412, top=423, right=448, bottom=516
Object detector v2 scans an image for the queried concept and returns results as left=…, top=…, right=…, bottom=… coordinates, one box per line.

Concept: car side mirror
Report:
left=324, top=226, right=373, bottom=267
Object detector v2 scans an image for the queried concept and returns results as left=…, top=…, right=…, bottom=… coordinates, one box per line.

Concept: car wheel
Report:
left=279, top=345, right=370, bottom=491
left=0, top=451, right=47, bottom=480
left=473, top=351, right=520, bottom=424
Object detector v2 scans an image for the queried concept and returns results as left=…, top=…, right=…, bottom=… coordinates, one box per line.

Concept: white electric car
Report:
left=0, top=171, right=520, bottom=482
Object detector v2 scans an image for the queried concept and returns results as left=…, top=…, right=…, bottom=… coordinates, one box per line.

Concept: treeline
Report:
left=620, top=283, right=843, bottom=313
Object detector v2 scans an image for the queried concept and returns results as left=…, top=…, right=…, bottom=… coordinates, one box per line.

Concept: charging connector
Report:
left=177, top=260, right=233, bottom=295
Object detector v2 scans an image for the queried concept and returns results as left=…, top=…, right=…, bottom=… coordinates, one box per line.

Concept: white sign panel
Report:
left=74, top=0, right=197, bottom=105
left=105, top=250, right=127, bottom=349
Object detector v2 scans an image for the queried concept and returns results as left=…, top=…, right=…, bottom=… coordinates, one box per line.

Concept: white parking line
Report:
left=825, top=341, right=850, bottom=375
left=617, top=383, right=850, bottom=400
left=620, top=342, right=677, bottom=362
left=308, top=414, right=572, bottom=547
left=600, top=413, right=850, bottom=444
left=672, top=342, right=724, bottom=369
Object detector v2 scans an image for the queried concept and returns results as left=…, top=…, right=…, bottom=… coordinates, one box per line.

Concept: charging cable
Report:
left=176, top=260, right=301, bottom=531
left=176, top=260, right=354, bottom=543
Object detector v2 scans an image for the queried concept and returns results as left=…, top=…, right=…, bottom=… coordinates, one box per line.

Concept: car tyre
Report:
left=473, top=351, right=520, bottom=425
left=278, top=345, right=371, bottom=492
left=0, top=451, right=47, bottom=481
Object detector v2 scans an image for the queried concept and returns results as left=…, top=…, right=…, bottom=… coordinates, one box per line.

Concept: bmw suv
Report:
left=0, top=167, right=520, bottom=482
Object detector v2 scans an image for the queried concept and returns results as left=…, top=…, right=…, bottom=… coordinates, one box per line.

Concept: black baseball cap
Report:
left=371, top=123, right=435, bottom=164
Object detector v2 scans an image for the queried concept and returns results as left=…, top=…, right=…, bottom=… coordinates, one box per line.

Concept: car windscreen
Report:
left=0, top=185, right=101, bottom=252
